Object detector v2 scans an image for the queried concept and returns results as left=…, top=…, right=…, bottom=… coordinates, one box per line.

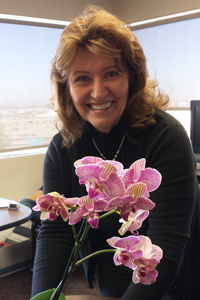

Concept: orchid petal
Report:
left=114, top=235, right=146, bottom=251
left=126, top=183, right=147, bottom=198
left=103, top=172, right=126, bottom=197
left=75, top=164, right=103, bottom=182
left=118, top=210, right=149, bottom=235
left=114, top=250, right=143, bottom=268
left=122, top=158, right=146, bottom=186
left=79, top=196, right=95, bottom=212
left=98, top=161, right=119, bottom=180
left=74, top=156, right=103, bottom=167
left=40, top=211, right=50, bottom=220
left=107, top=236, right=121, bottom=248
left=69, top=207, right=87, bottom=225
left=139, top=168, right=162, bottom=192
left=86, top=212, right=99, bottom=228
left=32, top=204, right=41, bottom=211
left=93, top=199, right=109, bottom=211
left=133, top=267, right=158, bottom=285
left=134, top=197, right=155, bottom=210
left=106, top=195, right=133, bottom=210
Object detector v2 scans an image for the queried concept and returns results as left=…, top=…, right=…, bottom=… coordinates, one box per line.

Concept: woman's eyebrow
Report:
left=103, top=65, right=117, bottom=71
left=71, top=65, right=118, bottom=77
left=72, top=71, right=91, bottom=76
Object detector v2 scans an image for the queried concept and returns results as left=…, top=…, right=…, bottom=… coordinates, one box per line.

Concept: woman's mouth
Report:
left=89, top=101, right=113, bottom=110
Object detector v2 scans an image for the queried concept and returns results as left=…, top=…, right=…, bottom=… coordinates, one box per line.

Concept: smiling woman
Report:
left=50, top=6, right=168, bottom=147
left=68, top=47, right=129, bottom=133
left=31, top=5, right=200, bottom=300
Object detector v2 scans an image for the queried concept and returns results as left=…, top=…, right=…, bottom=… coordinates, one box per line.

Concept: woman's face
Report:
left=68, top=47, right=129, bottom=133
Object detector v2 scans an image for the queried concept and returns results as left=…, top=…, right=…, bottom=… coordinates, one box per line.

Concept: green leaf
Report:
left=30, top=289, right=66, bottom=300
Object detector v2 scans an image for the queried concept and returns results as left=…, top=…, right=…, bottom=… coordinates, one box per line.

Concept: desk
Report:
left=0, top=198, right=33, bottom=277
left=65, top=296, right=119, bottom=300
left=0, top=198, right=32, bottom=231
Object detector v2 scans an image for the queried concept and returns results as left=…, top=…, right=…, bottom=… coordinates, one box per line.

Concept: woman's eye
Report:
left=75, top=76, right=90, bottom=82
left=106, top=71, right=118, bottom=78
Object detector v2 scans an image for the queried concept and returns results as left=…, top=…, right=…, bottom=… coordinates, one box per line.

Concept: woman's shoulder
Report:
left=154, top=109, right=183, bottom=127
left=46, top=132, right=66, bottom=157
left=148, top=109, right=190, bottom=144
left=51, top=132, right=63, bottom=145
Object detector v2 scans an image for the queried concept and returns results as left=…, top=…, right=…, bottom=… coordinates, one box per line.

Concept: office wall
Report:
left=0, top=153, right=45, bottom=201
left=0, top=0, right=200, bottom=23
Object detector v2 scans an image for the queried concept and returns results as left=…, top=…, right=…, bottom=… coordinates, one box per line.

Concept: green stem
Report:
left=50, top=219, right=86, bottom=300
left=99, top=208, right=120, bottom=220
left=71, top=223, right=78, bottom=241
left=50, top=209, right=119, bottom=300
left=75, top=249, right=117, bottom=268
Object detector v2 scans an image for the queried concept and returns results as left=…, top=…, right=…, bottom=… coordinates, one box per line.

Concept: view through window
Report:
left=0, top=22, right=63, bottom=151
left=132, top=17, right=200, bottom=109
left=1, top=16, right=200, bottom=151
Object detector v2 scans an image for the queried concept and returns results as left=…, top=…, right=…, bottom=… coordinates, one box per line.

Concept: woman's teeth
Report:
left=90, top=101, right=112, bottom=110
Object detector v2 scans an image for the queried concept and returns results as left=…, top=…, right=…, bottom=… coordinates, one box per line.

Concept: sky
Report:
left=0, top=23, right=62, bottom=108
left=133, top=17, right=200, bottom=108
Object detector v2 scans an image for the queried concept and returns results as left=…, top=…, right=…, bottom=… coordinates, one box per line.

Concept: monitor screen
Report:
left=190, top=100, right=200, bottom=154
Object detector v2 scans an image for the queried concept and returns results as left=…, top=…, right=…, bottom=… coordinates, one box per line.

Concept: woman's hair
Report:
left=51, top=5, right=169, bottom=147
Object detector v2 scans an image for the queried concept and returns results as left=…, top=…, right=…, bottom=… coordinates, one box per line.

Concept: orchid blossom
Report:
left=118, top=209, right=149, bottom=236
left=107, top=235, right=163, bottom=285
left=121, top=158, right=161, bottom=192
left=33, top=192, right=78, bottom=222
left=132, top=237, right=163, bottom=284
left=107, top=235, right=147, bottom=269
left=74, top=157, right=125, bottom=199
left=69, top=195, right=108, bottom=228
left=105, top=182, right=155, bottom=221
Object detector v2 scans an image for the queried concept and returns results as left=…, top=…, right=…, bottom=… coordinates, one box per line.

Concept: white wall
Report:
left=0, top=153, right=45, bottom=201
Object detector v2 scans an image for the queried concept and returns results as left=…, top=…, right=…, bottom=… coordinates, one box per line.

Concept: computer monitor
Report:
left=190, top=100, right=200, bottom=163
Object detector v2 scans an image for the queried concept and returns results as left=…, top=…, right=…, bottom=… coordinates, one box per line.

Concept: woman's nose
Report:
left=90, top=78, right=108, bottom=101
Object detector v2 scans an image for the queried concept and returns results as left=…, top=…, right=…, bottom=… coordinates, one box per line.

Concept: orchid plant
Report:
left=30, top=157, right=163, bottom=300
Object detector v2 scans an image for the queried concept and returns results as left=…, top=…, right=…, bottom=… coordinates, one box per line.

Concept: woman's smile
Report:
left=68, top=47, right=129, bottom=133
left=88, top=101, right=113, bottom=110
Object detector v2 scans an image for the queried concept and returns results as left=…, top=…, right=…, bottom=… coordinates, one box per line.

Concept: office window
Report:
left=0, top=22, right=63, bottom=152
left=132, top=17, right=200, bottom=109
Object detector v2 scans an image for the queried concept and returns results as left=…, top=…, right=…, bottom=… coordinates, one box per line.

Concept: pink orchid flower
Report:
left=132, top=237, right=163, bottom=284
left=118, top=209, right=149, bottom=235
left=105, top=182, right=155, bottom=221
left=69, top=195, right=108, bottom=228
left=132, top=262, right=159, bottom=285
left=121, top=158, right=162, bottom=192
left=107, top=235, right=147, bottom=269
left=33, top=192, right=78, bottom=222
left=74, top=157, right=125, bottom=199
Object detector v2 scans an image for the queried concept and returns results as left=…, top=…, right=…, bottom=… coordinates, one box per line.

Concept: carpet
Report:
left=0, top=265, right=99, bottom=300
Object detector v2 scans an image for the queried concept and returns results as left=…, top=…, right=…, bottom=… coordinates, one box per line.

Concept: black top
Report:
left=35, top=109, right=200, bottom=300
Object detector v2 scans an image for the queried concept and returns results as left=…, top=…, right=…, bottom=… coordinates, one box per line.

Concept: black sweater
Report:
left=33, top=109, right=200, bottom=300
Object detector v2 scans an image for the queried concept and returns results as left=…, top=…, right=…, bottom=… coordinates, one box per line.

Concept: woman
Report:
left=32, top=6, right=200, bottom=300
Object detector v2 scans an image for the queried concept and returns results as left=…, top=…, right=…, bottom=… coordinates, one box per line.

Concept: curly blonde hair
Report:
left=50, top=6, right=168, bottom=147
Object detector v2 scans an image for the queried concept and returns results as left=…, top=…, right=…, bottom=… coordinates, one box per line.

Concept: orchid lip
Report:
left=88, top=101, right=113, bottom=110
